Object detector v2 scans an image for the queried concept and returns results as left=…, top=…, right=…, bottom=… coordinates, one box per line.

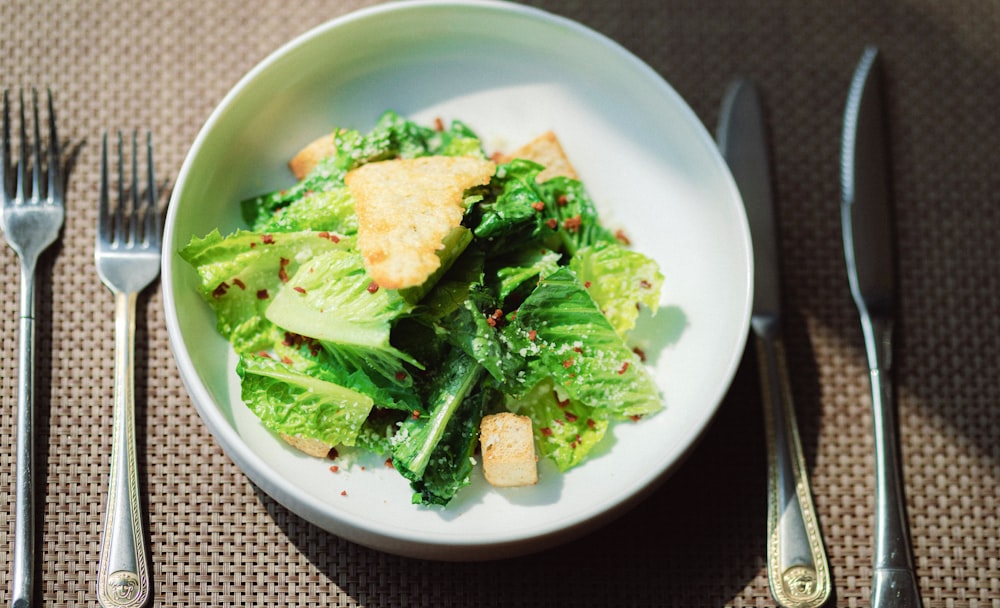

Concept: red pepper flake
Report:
left=527, top=329, right=537, bottom=341
left=562, top=358, right=574, bottom=369
left=640, top=279, right=653, bottom=289
left=329, top=465, right=340, bottom=473
left=232, top=278, right=246, bottom=290
left=632, top=347, right=647, bottom=362
left=629, top=414, right=643, bottom=422
left=586, top=418, right=596, bottom=430
left=545, top=218, right=558, bottom=230
left=570, top=440, right=577, bottom=449
left=317, top=231, right=340, bottom=243
left=261, top=234, right=275, bottom=245
left=531, top=201, right=545, bottom=212
left=395, top=371, right=408, bottom=382
left=257, top=351, right=272, bottom=359
left=584, top=281, right=592, bottom=288
left=553, top=418, right=564, bottom=426
left=340, top=490, right=348, bottom=496
left=486, top=316, right=497, bottom=328
left=540, top=427, right=553, bottom=437
left=618, top=361, right=630, bottom=375
left=278, top=257, right=290, bottom=282
left=256, top=289, right=269, bottom=300
left=385, top=458, right=395, bottom=468
left=557, top=194, right=569, bottom=207
left=293, top=286, right=307, bottom=294
left=281, top=356, right=294, bottom=365
left=490, top=150, right=504, bottom=163
left=366, top=281, right=379, bottom=294
left=554, top=393, right=570, bottom=409
left=615, top=229, right=631, bottom=245
left=565, top=411, right=579, bottom=423
left=249, top=242, right=257, bottom=249
left=434, top=116, right=445, bottom=132
left=212, top=282, right=229, bottom=298
left=411, top=410, right=421, bottom=419
left=573, top=346, right=583, bottom=353
left=327, top=447, right=339, bottom=460
left=562, top=215, right=582, bottom=233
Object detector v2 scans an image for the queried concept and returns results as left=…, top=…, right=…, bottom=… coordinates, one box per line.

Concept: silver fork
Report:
left=1, top=88, right=64, bottom=608
left=95, top=131, right=160, bottom=608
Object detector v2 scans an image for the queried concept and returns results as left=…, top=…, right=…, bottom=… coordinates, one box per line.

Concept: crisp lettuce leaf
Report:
left=238, top=354, right=374, bottom=448
left=179, top=229, right=349, bottom=353
left=254, top=187, right=358, bottom=234
left=391, top=349, right=487, bottom=505
left=508, top=378, right=609, bottom=472
left=535, top=175, right=618, bottom=255
left=264, top=248, right=419, bottom=382
left=504, top=267, right=661, bottom=418
left=569, top=241, right=663, bottom=338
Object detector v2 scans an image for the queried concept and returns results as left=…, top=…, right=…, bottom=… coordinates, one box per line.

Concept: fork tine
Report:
left=1, top=89, right=8, bottom=199
left=98, top=131, right=110, bottom=242
left=30, top=89, right=42, bottom=202
left=130, top=130, right=141, bottom=246
left=114, top=131, right=126, bottom=247
left=16, top=90, right=27, bottom=202
left=144, top=132, right=160, bottom=248
left=46, top=89, right=61, bottom=203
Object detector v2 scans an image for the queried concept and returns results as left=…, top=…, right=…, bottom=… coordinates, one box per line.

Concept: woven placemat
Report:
left=1, top=1, right=998, bottom=606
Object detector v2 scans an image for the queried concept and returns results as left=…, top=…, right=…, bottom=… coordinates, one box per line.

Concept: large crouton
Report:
left=500, top=130, right=578, bottom=182
left=345, top=156, right=495, bottom=290
left=289, top=132, right=339, bottom=180
left=479, top=413, right=539, bottom=487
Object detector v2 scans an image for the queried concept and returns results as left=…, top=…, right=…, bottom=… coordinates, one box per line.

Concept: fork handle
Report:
left=11, top=262, right=39, bottom=608
left=97, top=291, right=150, bottom=608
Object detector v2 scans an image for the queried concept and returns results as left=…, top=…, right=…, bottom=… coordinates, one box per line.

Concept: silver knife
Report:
left=841, top=46, right=923, bottom=608
left=718, top=78, right=831, bottom=608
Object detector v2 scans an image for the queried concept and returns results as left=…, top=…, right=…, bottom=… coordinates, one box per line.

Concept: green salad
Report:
left=180, top=111, right=665, bottom=506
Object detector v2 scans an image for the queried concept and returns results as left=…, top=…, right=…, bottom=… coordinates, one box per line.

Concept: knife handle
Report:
left=755, top=330, right=831, bottom=608
left=862, top=315, right=923, bottom=608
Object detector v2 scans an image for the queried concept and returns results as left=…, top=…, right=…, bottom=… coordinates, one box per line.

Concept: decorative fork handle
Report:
left=862, top=315, right=922, bottom=608
left=755, top=327, right=831, bottom=608
left=11, top=262, right=40, bottom=608
left=96, top=290, right=150, bottom=608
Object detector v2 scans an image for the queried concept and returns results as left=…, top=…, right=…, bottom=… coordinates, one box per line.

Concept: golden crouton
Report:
left=500, top=131, right=578, bottom=182
left=279, top=433, right=335, bottom=459
left=345, top=156, right=495, bottom=290
left=289, top=132, right=338, bottom=180
left=479, top=412, right=539, bottom=487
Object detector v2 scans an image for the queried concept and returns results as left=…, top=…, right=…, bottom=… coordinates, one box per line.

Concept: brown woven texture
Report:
left=1, top=0, right=998, bottom=606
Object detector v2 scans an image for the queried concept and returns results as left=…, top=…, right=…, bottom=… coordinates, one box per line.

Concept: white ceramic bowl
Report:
left=163, top=0, right=752, bottom=560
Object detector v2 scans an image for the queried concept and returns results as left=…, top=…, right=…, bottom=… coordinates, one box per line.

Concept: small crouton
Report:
left=500, top=131, right=578, bottom=182
left=480, top=413, right=539, bottom=487
left=280, top=433, right=335, bottom=459
left=345, top=156, right=495, bottom=289
left=289, top=132, right=338, bottom=180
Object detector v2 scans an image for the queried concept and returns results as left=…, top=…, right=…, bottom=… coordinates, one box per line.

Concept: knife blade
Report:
left=717, top=78, right=831, bottom=608
left=841, top=46, right=923, bottom=608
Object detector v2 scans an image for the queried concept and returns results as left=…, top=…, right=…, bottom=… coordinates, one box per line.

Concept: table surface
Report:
left=1, top=1, right=998, bottom=606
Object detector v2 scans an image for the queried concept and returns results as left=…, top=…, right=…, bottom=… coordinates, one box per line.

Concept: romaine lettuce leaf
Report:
left=179, top=229, right=349, bottom=353
left=238, top=354, right=375, bottom=448
left=569, top=241, right=664, bottom=338
left=508, top=378, right=609, bottom=471
left=264, top=248, right=419, bottom=382
left=254, top=187, right=358, bottom=234
left=504, top=267, right=662, bottom=418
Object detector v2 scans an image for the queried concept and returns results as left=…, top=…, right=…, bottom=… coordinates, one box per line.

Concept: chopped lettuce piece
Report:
left=505, top=267, right=662, bottom=418
left=508, top=379, right=609, bottom=471
left=238, top=354, right=375, bottom=448
left=391, top=349, right=487, bottom=505
left=179, top=229, right=349, bottom=353
left=264, top=248, right=419, bottom=382
left=569, top=241, right=664, bottom=338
